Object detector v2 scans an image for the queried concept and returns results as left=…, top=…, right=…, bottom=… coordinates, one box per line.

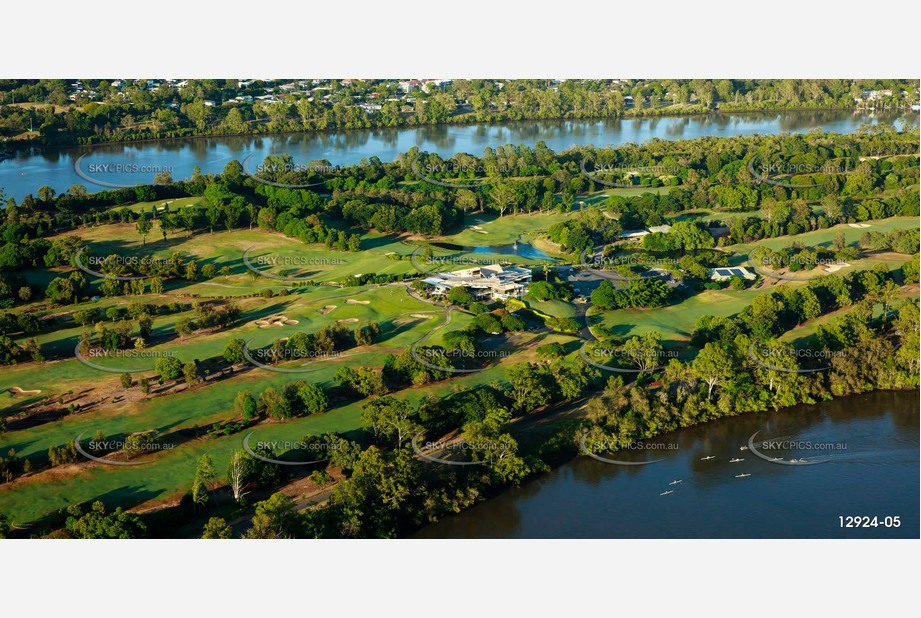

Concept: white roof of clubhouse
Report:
left=422, top=264, right=532, bottom=300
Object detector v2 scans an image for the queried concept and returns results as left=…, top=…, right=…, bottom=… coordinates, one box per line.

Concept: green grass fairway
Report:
left=590, top=289, right=757, bottom=345
left=579, top=186, right=672, bottom=206
left=728, top=217, right=919, bottom=256
left=126, top=197, right=202, bottom=214
left=48, top=225, right=423, bottom=288
left=0, top=322, right=538, bottom=524
left=442, top=211, right=574, bottom=246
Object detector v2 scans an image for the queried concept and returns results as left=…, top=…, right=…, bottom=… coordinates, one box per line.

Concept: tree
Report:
left=175, top=316, right=195, bottom=338
left=226, top=449, right=251, bottom=503
left=590, top=279, right=618, bottom=310
left=244, top=492, right=300, bottom=539
left=297, top=383, right=328, bottom=414
left=223, top=338, right=246, bottom=365
left=621, top=332, right=663, bottom=374
left=507, top=362, right=553, bottom=412
left=183, top=361, right=201, bottom=386
left=137, top=313, right=154, bottom=340
left=206, top=203, right=223, bottom=234
left=120, top=372, right=133, bottom=389
left=201, top=517, right=233, bottom=539
left=447, top=286, right=475, bottom=306
left=234, top=390, right=258, bottom=420
left=0, top=511, right=9, bottom=538
left=155, top=356, right=183, bottom=381
left=192, top=454, right=215, bottom=508
left=260, top=386, right=292, bottom=420
left=488, top=180, right=520, bottom=216
left=64, top=501, right=146, bottom=539
left=136, top=213, right=152, bottom=246
left=37, top=186, right=55, bottom=202
left=692, top=343, right=735, bottom=400
left=361, top=396, right=418, bottom=449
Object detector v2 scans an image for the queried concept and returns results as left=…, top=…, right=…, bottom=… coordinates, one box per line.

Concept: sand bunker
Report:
left=346, top=299, right=370, bottom=305
left=337, top=318, right=359, bottom=324
left=319, top=305, right=337, bottom=315
left=410, top=313, right=436, bottom=319
left=255, top=315, right=299, bottom=328
left=848, top=223, right=871, bottom=228
left=824, top=262, right=851, bottom=273
left=9, top=387, right=41, bottom=397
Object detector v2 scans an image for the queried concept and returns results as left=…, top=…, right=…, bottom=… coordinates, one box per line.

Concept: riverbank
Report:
left=3, top=103, right=914, bottom=154
left=413, top=389, right=919, bottom=538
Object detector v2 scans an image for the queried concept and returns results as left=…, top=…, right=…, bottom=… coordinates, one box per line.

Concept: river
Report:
left=0, top=110, right=917, bottom=201
left=413, top=390, right=919, bottom=538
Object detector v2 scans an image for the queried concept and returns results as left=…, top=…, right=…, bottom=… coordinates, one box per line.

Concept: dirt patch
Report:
left=346, top=299, right=370, bottom=305
left=319, top=305, right=337, bottom=315
left=8, top=387, right=42, bottom=398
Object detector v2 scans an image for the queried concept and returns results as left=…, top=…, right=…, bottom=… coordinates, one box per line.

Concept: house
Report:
left=709, top=267, right=755, bottom=281
left=619, top=224, right=672, bottom=240
left=421, top=79, right=453, bottom=93
left=398, top=79, right=423, bottom=93
left=202, top=100, right=216, bottom=107
left=422, top=264, right=532, bottom=302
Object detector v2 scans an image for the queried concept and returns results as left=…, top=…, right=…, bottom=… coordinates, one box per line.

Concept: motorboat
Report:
left=669, top=480, right=682, bottom=485
left=659, top=490, right=674, bottom=496
left=700, top=455, right=716, bottom=460
left=729, top=458, right=744, bottom=463
left=735, top=473, right=751, bottom=478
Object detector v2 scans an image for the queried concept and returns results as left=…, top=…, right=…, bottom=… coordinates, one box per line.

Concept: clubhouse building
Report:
left=422, top=264, right=532, bottom=302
